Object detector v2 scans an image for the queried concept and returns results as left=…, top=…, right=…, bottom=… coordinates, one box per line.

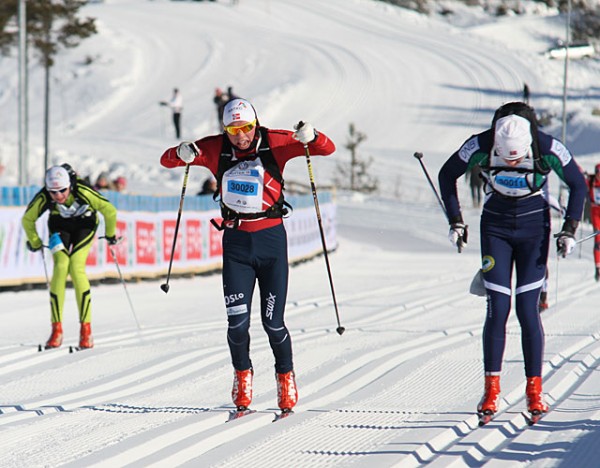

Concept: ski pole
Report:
left=575, top=230, right=600, bottom=245
left=554, top=230, right=600, bottom=309
left=551, top=231, right=599, bottom=311
left=303, top=143, right=344, bottom=336
left=553, top=229, right=599, bottom=257
left=413, top=152, right=466, bottom=253
left=161, top=163, right=191, bottom=293
left=413, top=152, right=447, bottom=217
left=554, top=251, right=560, bottom=314
left=104, top=239, right=141, bottom=330
left=40, top=246, right=51, bottom=291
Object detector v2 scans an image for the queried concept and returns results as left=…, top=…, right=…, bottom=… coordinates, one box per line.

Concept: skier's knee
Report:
left=227, top=315, right=249, bottom=345
left=52, top=255, right=70, bottom=279
left=264, top=323, right=288, bottom=345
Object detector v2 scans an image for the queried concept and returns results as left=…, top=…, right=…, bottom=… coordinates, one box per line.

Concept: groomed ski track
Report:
left=2, top=0, right=600, bottom=465
left=1, top=202, right=599, bottom=467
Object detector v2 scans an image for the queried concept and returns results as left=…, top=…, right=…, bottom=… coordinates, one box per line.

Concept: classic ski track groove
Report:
left=72, top=323, right=480, bottom=466
left=389, top=279, right=600, bottom=467
left=0, top=276, right=471, bottom=422
left=0, top=274, right=470, bottom=377
left=1, top=274, right=595, bottom=466
left=0, top=278, right=480, bottom=462
left=191, top=275, right=600, bottom=467
left=396, top=335, right=600, bottom=468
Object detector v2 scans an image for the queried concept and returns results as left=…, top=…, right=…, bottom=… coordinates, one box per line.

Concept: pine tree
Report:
left=334, top=123, right=378, bottom=193
left=0, top=1, right=97, bottom=169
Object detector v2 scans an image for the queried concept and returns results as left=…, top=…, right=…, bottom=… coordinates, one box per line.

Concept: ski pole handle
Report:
left=99, top=235, right=124, bottom=245
left=413, top=152, right=465, bottom=253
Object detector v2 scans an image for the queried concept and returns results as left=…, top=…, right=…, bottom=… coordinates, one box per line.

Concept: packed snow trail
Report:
left=2, top=0, right=600, bottom=466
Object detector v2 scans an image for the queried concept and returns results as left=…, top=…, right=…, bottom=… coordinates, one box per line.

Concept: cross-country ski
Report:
left=37, top=344, right=62, bottom=352
left=524, top=410, right=545, bottom=426
left=273, top=408, right=294, bottom=422
left=68, top=345, right=91, bottom=353
left=478, top=410, right=494, bottom=427
left=227, top=407, right=257, bottom=422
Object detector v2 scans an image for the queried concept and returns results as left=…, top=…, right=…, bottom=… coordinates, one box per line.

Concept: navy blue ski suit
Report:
left=439, top=127, right=587, bottom=377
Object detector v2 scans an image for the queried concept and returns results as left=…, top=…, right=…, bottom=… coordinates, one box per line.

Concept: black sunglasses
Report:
left=49, top=188, right=68, bottom=194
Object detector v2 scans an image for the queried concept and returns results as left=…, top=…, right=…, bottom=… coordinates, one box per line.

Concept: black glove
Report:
left=105, top=235, right=119, bottom=245
left=26, top=241, right=41, bottom=252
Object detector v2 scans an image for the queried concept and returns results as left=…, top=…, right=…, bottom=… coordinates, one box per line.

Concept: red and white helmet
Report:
left=45, top=166, right=70, bottom=191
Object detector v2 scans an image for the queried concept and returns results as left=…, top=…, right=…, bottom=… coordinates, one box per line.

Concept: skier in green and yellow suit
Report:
left=22, top=164, right=118, bottom=349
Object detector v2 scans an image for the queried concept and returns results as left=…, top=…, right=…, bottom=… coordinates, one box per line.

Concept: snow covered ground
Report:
left=1, top=0, right=600, bottom=466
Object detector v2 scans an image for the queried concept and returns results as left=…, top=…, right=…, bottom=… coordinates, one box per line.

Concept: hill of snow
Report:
left=1, top=1, right=600, bottom=466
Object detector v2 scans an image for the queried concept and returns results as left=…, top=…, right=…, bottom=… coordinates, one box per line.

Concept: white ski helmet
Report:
left=45, top=166, right=71, bottom=191
left=494, top=115, right=532, bottom=160
left=222, top=98, right=257, bottom=127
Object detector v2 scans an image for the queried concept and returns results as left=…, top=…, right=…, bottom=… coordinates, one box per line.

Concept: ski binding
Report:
left=38, top=344, right=61, bottom=352
left=227, top=406, right=256, bottom=422
left=273, top=408, right=294, bottom=422
left=478, top=410, right=494, bottom=426
left=525, top=409, right=543, bottom=426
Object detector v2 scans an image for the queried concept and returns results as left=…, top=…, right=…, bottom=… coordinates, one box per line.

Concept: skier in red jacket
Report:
left=160, top=98, right=335, bottom=414
left=586, top=163, right=600, bottom=281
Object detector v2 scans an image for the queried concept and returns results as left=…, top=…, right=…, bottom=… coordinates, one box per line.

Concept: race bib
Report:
left=486, top=153, right=542, bottom=198
left=221, top=159, right=265, bottom=213
left=489, top=170, right=537, bottom=197
left=49, top=232, right=66, bottom=254
left=593, top=187, right=600, bottom=205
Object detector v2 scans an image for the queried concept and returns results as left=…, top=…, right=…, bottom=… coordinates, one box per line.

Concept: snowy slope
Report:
left=1, top=0, right=600, bottom=466
left=2, top=0, right=599, bottom=194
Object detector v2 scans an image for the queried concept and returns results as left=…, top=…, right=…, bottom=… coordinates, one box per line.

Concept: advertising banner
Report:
left=0, top=203, right=336, bottom=286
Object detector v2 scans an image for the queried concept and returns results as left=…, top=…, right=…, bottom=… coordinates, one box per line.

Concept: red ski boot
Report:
left=276, top=370, right=298, bottom=412
left=232, top=368, right=253, bottom=410
left=538, top=291, right=549, bottom=311
left=526, top=376, right=548, bottom=415
left=79, top=322, right=94, bottom=349
left=477, top=375, right=500, bottom=425
left=45, top=322, right=63, bottom=348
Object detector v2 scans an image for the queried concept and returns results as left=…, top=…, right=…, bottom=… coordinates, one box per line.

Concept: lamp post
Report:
left=18, top=0, right=28, bottom=186
left=559, top=0, right=572, bottom=208
left=561, top=0, right=572, bottom=144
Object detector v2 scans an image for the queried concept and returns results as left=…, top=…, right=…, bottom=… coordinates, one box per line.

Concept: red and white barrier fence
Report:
left=0, top=203, right=336, bottom=287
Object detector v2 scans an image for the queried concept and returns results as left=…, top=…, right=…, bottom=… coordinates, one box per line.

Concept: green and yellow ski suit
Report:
left=22, top=182, right=117, bottom=324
